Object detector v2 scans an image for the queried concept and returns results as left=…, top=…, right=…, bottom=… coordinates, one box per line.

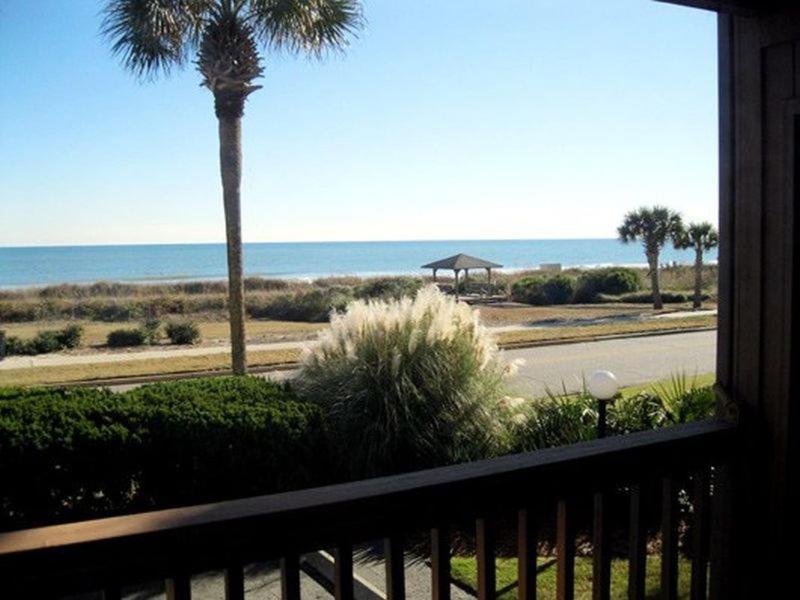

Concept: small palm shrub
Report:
left=297, top=286, right=514, bottom=478
left=165, top=320, right=201, bottom=345
left=106, top=328, right=147, bottom=348
left=508, top=386, right=597, bottom=452
left=574, top=267, right=641, bottom=302
left=140, top=317, right=162, bottom=345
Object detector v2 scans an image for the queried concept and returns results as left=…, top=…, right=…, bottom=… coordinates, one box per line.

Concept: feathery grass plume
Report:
left=297, top=286, right=515, bottom=478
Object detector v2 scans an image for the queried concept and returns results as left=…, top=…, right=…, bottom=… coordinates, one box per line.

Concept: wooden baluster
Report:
left=691, top=471, right=709, bottom=600
left=165, top=574, right=191, bottom=600
left=281, top=554, right=301, bottom=600
left=224, top=564, right=245, bottom=600
left=628, top=484, right=647, bottom=600
left=476, top=517, right=496, bottom=600
left=335, top=543, right=354, bottom=600
left=518, top=508, right=538, bottom=600
left=593, top=491, right=611, bottom=600
left=385, top=533, right=406, bottom=600
left=661, top=478, right=679, bottom=600
left=556, top=499, right=575, bottom=600
left=431, top=526, right=451, bottom=600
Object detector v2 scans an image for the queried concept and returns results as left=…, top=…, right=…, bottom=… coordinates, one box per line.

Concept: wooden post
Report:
left=454, top=269, right=459, bottom=301
left=433, top=268, right=437, bottom=282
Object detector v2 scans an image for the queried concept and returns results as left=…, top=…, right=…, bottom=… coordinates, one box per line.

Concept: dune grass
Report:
left=450, top=555, right=695, bottom=600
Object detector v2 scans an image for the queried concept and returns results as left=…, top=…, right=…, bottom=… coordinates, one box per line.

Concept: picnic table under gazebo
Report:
left=421, top=253, right=503, bottom=300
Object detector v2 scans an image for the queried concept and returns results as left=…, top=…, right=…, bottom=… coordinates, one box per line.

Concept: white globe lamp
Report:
left=588, top=370, right=620, bottom=401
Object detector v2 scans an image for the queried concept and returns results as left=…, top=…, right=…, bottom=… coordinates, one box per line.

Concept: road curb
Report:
left=39, top=326, right=716, bottom=388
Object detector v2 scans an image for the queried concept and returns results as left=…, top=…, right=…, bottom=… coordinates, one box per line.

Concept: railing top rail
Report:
left=0, top=418, right=736, bottom=590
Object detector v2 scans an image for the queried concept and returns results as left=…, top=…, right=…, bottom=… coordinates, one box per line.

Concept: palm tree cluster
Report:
left=103, top=0, right=364, bottom=374
left=618, top=206, right=718, bottom=310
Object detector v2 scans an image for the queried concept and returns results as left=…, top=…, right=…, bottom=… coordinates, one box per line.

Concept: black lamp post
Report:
left=588, top=370, right=620, bottom=439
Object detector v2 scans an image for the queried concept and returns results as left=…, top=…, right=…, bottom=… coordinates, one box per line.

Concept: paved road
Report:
left=258, top=330, right=717, bottom=398
left=502, top=330, right=716, bottom=397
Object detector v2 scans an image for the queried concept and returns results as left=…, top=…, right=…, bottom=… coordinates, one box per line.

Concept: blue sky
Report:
left=0, top=0, right=717, bottom=246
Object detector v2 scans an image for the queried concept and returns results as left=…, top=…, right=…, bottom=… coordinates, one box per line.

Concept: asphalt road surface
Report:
left=258, top=330, right=717, bottom=398
left=502, top=330, right=716, bottom=397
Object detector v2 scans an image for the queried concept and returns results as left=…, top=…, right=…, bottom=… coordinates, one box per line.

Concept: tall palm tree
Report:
left=103, top=0, right=363, bottom=375
left=618, top=206, right=683, bottom=310
left=673, top=221, right=718, bottom=309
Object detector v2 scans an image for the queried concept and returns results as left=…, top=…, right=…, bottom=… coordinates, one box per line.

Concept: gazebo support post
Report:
left=433, top=268, right=437, bottom=283
left=486, top=267, right=491, bottom=298
left=454, top=269, right=459, bottom=301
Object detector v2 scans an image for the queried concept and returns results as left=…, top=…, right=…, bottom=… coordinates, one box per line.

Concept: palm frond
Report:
left=102, top=0, right=212, bottom=77
left=248, top=0, right=364, bottom=57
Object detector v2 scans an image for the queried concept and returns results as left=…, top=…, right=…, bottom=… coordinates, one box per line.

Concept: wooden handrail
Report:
left=0, top=418, right=736, bottom=596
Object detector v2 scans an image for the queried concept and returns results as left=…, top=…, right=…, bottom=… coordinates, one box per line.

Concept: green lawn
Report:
left=451, top=555, right=696, bottom=600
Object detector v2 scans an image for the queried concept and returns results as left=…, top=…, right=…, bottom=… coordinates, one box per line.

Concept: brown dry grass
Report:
left=1, top=319, right=325, bottom=347
left=0, top=348, right=302, bottom=387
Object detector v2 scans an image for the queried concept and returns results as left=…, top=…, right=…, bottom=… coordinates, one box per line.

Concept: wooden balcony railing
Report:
left=0, top=418, right=736, bottom=600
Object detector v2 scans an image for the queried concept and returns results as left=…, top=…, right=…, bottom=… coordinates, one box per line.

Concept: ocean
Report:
left=0, top=239, right=716, bottom=289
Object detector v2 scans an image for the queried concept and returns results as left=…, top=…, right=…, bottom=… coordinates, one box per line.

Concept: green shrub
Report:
left=55, top=324, right=83, bottom=349
left=0, top=377, right=328, bottom=530
left=617, top=291, right=698, bottom=304
left=165, top=320, right=201, bottom=345
left=297, top=286, right=513, bottom=478
left=574, top=267, right=641, bottom=302
left=106, top=328, right=147, bottom=347
left=1, top=325, right=84, bottom=356
left=511, top=275, right=575, bottom=305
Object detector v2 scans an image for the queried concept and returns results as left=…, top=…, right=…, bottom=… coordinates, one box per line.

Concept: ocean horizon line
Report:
left=0, top=238, right=718, bottom=289
left=0, top=237, right=622, bottom=251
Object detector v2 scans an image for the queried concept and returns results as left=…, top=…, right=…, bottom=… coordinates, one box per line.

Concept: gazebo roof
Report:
left=421, top=253, right=503, bottom=270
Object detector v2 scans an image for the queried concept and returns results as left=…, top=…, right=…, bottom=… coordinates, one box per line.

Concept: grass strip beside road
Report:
left=496, top=314, right=716, bottom=347
left=0, top=315, right=715, bottom=387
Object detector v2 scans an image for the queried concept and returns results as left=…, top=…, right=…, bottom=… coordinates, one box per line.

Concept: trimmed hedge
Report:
left=106, top=327, right=147, bottom=347
left=165, top=320, right=200, bottom=345
left=573, top=267, right=641, bottom=303
left=511, top=275, right=575, bottom=305
left=0, top=377, right=329, bottom=530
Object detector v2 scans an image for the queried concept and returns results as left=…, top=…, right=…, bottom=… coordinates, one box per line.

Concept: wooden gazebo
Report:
left=421, top=253, right=502, bottom=300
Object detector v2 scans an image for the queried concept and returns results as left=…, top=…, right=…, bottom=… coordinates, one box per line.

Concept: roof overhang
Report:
left=655, top=0, right=793, bottom=16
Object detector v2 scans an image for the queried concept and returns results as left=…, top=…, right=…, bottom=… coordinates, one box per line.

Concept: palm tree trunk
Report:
left=648, top=251, right=663, bottom=310
left=693, top=247, right=703, bottom=310
left=218, top=114, right=247, bottom=375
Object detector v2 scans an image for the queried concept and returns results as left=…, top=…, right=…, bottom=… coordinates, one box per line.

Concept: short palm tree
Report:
left=102, top=0, right=363, bottom=374
left=673, top=221, right=718, bottom=309
left=618, top=206, right=683, bottom=310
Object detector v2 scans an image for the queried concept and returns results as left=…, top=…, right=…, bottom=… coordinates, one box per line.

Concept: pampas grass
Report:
left=297, top=286, right=516, bottom=478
